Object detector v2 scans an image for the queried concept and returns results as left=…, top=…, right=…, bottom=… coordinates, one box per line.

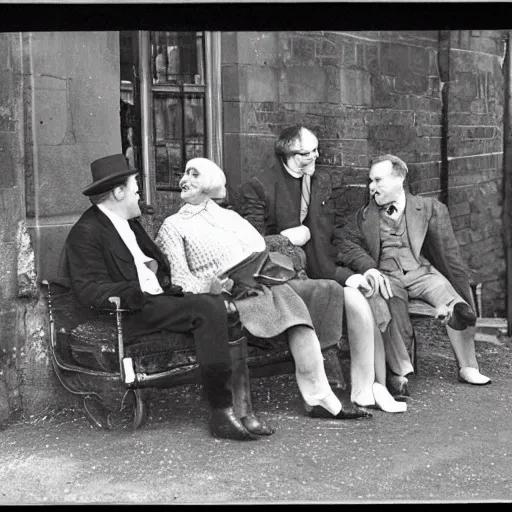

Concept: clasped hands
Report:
left=345, top=268, right=394, bottom=300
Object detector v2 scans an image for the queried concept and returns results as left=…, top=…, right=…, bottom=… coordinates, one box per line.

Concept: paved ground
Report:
left=1, top=318, right=511, bottom=504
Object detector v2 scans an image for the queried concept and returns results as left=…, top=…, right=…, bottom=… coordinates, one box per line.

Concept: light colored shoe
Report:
left=372, top=383, right=407, bottom=413
left=459, top=367, right=491, bottom=386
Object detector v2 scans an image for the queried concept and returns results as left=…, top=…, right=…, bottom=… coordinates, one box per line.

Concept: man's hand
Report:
left=344, top=274, right=373, bottom=298
left=435, top=304, right=451, bottom=325
left=435, top=299, right=457, bottom=325
left=280, top=225, right=311, bottom=246
left=363, top=268, right=393, bottom=300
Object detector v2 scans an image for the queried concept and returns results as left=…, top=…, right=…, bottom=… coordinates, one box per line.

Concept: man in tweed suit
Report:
left=336, top=154, right=491, bottom=390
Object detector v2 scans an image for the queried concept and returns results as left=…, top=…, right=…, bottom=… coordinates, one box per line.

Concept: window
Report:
left=119, top=31, right=222, bottom=204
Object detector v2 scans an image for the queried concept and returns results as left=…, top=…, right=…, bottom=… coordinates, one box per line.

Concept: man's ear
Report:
left=111, top=185, right=125, bottom=201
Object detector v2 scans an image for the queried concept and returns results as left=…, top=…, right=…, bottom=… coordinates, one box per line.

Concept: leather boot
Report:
left=202, top=365, right=260, bottom=441
left=322, top=345, right=347, bottom=390
left=229, top=336, right=275, bottom=436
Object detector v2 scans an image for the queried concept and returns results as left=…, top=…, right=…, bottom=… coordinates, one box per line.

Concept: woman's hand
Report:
left=221, top=277, right=234, bottom=293
left=280, top=225, right=311, bottom=246
left=209, top=277, right=223, bottom=295
left=209, top=277, right=234, bottom=295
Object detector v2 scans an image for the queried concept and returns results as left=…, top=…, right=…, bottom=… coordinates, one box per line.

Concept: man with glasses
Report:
left=237, top=126, right=408, bottom=415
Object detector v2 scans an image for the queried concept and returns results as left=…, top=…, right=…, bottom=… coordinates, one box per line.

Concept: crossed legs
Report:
left=344, top=287, right=407, bottom=413
left=384, top=268, right=489, bottom=384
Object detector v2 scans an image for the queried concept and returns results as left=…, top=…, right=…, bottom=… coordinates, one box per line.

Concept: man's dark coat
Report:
left=57, top=205, right=172, bottom=311
left=238, top=157, right=355, bottom=285
left=56, top=205, right=231, bottom=368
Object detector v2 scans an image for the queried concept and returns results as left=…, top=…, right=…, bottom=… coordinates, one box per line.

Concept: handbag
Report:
left=219, top=250, right=296, bottom=290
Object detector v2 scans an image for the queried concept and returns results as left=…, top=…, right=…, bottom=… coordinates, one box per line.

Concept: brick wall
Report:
left=222, top=30, right=506, bottom=316
left=446, top=31, right=506, bottom=316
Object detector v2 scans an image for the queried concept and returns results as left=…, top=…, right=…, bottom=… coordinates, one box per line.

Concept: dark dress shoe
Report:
left=386, top=375, right=410, bottom=399
left=305, top=388, right=372, bottom=419
left=209, top=407, right=260, bottom=441
left=448, top=302, right=477, bottom=331
left=306, top=402, right=372, bottom=419
left=241, top=414, right=275, bottom=436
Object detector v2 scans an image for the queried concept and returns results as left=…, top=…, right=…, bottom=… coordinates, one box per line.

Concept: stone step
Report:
left=475, top=317, right=508, bottom=330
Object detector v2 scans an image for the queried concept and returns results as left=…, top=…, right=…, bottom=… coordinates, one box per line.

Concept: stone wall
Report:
left=221, top=30, right=506, bottom=316
left=445, top=31, right=506, bottom=316
left=0, top=33, right=29, bottom=424
left=27, top=31, right=122, bottom=282
left=0, top=32, right=123, bottom=425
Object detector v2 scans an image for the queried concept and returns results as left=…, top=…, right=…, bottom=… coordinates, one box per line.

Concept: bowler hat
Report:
left=82, top=154, right=139, bottom=196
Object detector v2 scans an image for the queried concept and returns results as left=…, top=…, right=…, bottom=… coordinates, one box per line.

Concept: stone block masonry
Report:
left=222, top=30, right=506, bottom=316
left=0, top=32, right=122, bottom=425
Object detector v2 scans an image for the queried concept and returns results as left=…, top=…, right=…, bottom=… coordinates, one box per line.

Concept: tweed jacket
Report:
left=57, top=205, right=173, bottom=311
left=238, top=157, right=355, bottom=285
left=336, top=192, right=476, bottom=309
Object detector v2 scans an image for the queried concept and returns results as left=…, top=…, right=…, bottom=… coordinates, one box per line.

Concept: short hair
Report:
left=275, top=125, right=316, bottom=159
left=370, top=154, right=408, bottom=179
left=185, top=157, right=226, bottom=199
left=87, top=176, right=131, bottom=205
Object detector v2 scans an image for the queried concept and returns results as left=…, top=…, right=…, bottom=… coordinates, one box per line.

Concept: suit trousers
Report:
left=382, top=266, right=467, bottom=377
left=123, top=292, right=231, bottom=370
left=386, top=266, right=466, bottom=309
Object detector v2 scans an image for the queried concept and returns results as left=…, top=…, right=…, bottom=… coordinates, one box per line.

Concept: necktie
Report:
left=300, top=175, right=311, bottom=223
left=386, top=204, right=397, bottom=216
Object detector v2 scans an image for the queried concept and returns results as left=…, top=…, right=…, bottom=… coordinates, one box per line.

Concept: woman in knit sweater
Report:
left=155, top=157, right=375, bottom=424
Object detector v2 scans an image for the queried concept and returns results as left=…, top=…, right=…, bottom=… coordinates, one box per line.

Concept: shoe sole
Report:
left=458, top=377, right=492, bottom=386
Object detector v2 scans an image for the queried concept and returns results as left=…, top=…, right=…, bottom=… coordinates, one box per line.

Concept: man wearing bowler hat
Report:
left=58, top=154, right=267, bottom=441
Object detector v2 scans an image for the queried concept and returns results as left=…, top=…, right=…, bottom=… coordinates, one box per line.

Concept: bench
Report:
left=42, top=274, right=347, bottom=431
left=43, top=218, right=473, bottom=430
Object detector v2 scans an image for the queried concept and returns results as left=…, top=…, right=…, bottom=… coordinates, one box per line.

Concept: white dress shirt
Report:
left=385, top=190, right=407, bottom=221
left=97, top=204, right=163, bottom=295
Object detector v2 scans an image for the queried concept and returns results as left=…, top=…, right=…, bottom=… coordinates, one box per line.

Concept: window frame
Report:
left=135, top=30, right=223, bottom=205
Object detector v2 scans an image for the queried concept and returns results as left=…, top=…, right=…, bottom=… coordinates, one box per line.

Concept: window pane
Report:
left=153, top=91, right=205, bottom=189
left=155, top=143, right=183, bottom=189
left=155, top=145, right=170, bottom=184
left=166, top=143, right=183, bottom=189
left=119, top=31, right=141, bottom=174
left=153, top=93, right=183, bottom=141
left=184, top=93, right=204, bottom=138
left=185, top=142, right=204, bottom=161
left=150, top=31, right=204, bottom=85
left=184, top=93, right=205, bottom=167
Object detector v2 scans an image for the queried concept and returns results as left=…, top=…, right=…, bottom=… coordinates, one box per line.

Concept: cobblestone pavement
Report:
left=1, top=318, right=511, bottom=504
